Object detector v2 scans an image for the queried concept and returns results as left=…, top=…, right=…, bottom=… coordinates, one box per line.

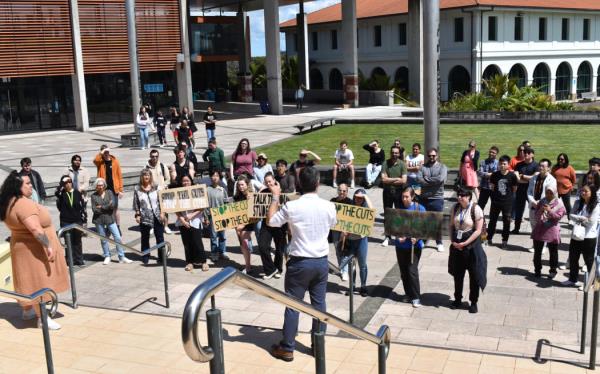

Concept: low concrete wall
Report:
left=253, top=88, right=394, bottom=106
left=441, top=110, right=600, bottom=124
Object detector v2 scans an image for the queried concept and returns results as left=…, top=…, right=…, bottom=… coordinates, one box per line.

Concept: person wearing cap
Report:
left=512, top=147, right=538, bottom=234
left=289, top=149, right=321, bottom=192
left=55, top=175, right=87, bottom=266
left=530, top=184, right=565, bottom=278
left=254, top=153, right=273, bottom=185
left=343, top=188, right=373, bottom=297
left=93, top=145, right=124, bottom=228
left=332, top=140, right=355, bottom=189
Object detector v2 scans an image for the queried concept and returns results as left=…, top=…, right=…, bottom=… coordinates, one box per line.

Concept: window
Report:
left=311, top=31, right=318, bottom=50
left=331, top=29, right=338, bottom=49
left=374, top=25, right=382, bottom=47
left=538, top=17, right=547, bottom=41
left=561, top=18, right=569, bottom=40
left=514, top=16, right=523, bottom=41
left=488, top=16, right=497, bottom=41
left=583, top=18, right=591, bottom=41
left=398, top=23, right=407, bottom=45
left=454, top=17, right=464, bottom=42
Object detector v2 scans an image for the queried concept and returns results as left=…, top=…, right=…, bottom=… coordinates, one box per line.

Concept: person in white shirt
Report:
left=294, top=85, right=305, bottom=109
left=405, top=143, right=424, bottom=193
left=527, top=158, right=557, bottom=231
left=135, top=106, right=153, bottom=150
left=267, top=166, right=337, bottom=362
left=332, top=140, right=355, bottom=188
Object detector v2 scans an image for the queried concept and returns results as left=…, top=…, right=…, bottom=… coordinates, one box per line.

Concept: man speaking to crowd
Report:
left=267, top=166, right=337, bottom=362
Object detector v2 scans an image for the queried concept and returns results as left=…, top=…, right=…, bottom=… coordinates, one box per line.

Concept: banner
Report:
left=332, top=203, right=376, bottom=237
left=383, top=208, right=444, bottom=241
left=159, top=185, right=209, bottom=213
left=210, top=200, right=249, bottom=232
left=247, top=192, right=300, bottom=218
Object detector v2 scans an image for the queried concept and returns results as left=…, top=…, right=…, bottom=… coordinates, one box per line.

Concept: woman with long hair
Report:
left=530, top=185, right=565, bottom=278
left=133, top=169, right=167, bottom=265
left=551, top=153, right=577, bottom=216
left=345, top=188, right=373, bottom=297
left=459, top=140, right=480, bottom=195
left=135, top=106, right=153, bottom=150
left=234, top=175, right=254, bottom=274
left=0, top=171, right=69, bottom=330
left=230, top=138, right=257, bottom=181
left=181, top=106, right=197, bottom=134
left=176, top=175, right=208, bottom=271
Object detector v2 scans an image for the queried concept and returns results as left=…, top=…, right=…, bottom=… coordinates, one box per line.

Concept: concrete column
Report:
left=296, top=0, right=309, bottom=89
left=471, top=12, right=482, bottom=93
left=549, top=77, right=556, bottom=101
left=407, top=0, right=423, bottom=104
left=69, top=0, right=89, bottom=132
left=126, top=0, right=141, bottom=127
left=264, top=0, right=283, bottom=114
left=571, top=75, right=578, bottom=101
left=177, top=0, right=194, bottom=110
left=342, top=0, right=358, bottom=107
left=594, top=74, right=598, bottom=97
left=422, top=0, right=440, bottom=152
left=238, top=9, right=253, bottom=102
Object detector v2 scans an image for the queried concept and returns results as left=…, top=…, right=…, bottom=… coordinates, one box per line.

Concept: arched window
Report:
left=482, top=65, right=502, bottom=90
left=532, top=63, right=550, bottom=94
left=328, top=68, right=343, bottom=90
left=577, top=61, right=592, bottom=98
left=508, top=64, right=527, bottom=88
left=394, top=67, right=409, bottom=93
left=555, top=62, right=572, bottom=101
left=371, top=67, right=386, bottom=78
left=448, top=65, right=471, bottom=99
left=309, top=68, right=324, bottom=89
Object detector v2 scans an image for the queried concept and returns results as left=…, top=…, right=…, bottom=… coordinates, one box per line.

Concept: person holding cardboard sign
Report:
left=234, top=175, right=255, bottom=274
left=176, top=175, right=208, bottom=272
left=258, top=173, right=287, bottom=279
left=344, top=189, right=374, bottom=297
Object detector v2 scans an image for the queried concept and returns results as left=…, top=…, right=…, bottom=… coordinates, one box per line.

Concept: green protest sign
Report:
left=210, top=200, right=249, bottom=232
left=332, top=202, right=376, bottom=237
left=383, top=208, right=444, bottom=241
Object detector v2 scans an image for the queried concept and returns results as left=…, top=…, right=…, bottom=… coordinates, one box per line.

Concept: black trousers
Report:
left=382, top=188, right=400, bottom=209
left=396, top=247, right=421, bottom=300
left=488, top=201, right=512, bottom=242
left=451, top=247, right=479, bottom=303
left=533, top=240, right=558, bottom=274
left=61, top=221, right=83, bottom=265
left=478, top=188, right=492, bottom=210
left=180, top=226, right=206, bottom=264
left=140, top=216, right=164, bottom=263
left=568, top=238, right=596, bottom=282
left=559, top=193, right=572, bottom=216
left=259, top=224, right=287, bottom=275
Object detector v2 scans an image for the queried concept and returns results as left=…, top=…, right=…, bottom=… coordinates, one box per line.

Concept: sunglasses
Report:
left=338, top=189, right=348, bottom=193
left=428, top=154, right=437, bottom=157
left=458, top=194, right=470, bottom=197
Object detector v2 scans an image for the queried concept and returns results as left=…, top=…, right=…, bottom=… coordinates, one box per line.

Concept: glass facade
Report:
left=0, top=76, right=75, bottom=133
left=190, top=22, right=240, bottom=57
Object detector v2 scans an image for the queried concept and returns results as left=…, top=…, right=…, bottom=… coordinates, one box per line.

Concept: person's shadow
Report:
left=223, top=325, right=312, bottom=356
left=0, top=301, right=65, bottom=329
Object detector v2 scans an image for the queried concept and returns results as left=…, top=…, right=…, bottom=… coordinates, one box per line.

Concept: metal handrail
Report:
left=328, top=256, right=357, bottom=323
left=0, top=287, right=58, bottom=373
left=181, top=267, right=391, bottom=363
left=57, top=223, right=171, bottom=309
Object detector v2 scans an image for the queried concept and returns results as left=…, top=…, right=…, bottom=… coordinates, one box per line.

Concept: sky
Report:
left=248, top=0, right=340, bottom=57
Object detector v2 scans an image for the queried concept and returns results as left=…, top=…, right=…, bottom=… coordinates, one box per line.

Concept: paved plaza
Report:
left=0, top=107, right=597, bottom=372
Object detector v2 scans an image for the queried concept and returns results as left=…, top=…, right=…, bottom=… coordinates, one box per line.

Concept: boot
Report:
left=511, top=220, right=521, bottom=234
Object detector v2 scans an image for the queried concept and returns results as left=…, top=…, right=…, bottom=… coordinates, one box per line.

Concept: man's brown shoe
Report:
left=271, top=344, right=294, bottom=362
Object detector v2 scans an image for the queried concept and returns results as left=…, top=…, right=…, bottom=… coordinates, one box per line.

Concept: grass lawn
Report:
left=256, top=124, right=599, bottom=170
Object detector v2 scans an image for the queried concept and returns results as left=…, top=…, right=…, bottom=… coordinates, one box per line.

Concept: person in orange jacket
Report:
left=94, top=145, right=124, bottom=230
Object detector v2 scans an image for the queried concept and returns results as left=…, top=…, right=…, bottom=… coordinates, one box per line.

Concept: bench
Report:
left=293, top=118, right=335, bottom=134
left=581, top=91, right=597, bottom=101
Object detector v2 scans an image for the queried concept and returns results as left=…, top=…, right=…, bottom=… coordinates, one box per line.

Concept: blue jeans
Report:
left=420, top=197, right=444, bottom=245
left=96, top=222, right=125, bottom=258
left=206, top=128, right=215, bottom=143
left=330, top=231, right=348, bottom=274
left=208, top=215, right=226, bottom=254
left=348, top=237, right=369, bottom=288
left=365, top=163, right=382, bottom=184
left=281, top=256, right=328, bottom=352
left=138, top=126, right=149, bottom=148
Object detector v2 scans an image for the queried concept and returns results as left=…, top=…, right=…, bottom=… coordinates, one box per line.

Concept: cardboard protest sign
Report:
left=159, top=185, right=209, bottom=213
left=210, top=200, right=249, bottom=232
left=332, top=202, right=376, bottom=237
left=383, top=207, right=444, bottom=241
left=247, top=192, right=300, bottom=218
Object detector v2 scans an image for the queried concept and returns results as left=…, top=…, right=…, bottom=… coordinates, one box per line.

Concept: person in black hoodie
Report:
left=55, top=175, right=87, bottom=266
left=19, top=157, right=46, bottom=203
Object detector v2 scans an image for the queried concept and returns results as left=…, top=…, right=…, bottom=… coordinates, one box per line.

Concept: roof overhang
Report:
left=190, top=0, right=316, bottom=12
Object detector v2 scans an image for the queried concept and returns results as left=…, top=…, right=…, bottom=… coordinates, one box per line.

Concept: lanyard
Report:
left=459, top=203, right=470, bottom=227
left=66, top=191, right=74, bottom=207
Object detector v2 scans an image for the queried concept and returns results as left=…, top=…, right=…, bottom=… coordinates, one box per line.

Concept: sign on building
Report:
left=159, top=185, right=209, bottom=214
left=332, top=202, right=376, bottom=237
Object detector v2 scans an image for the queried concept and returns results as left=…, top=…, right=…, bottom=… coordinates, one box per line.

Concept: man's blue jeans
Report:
left=420, top=197, right=444, bottom=245
left=96, top=222, right=125, bottom=258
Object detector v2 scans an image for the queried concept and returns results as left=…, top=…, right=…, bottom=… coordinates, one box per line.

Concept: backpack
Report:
left=453, top=203, right=487, bottom=241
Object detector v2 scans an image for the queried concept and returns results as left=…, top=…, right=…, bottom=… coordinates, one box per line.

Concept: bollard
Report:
left=348, top=258, right=355, bottom=324
left=206, top=309, right=225, bottom=374
left=39, top=298, right=55, bottom=374
left=590, top=289, right=599, bottom=370
left=64, top=230, right=78, bottom=309
left=161, top=247, right=170, bottom=308
left=582, top=272, right=589, bottom=354
left=313, top=322, right=326, bottom=374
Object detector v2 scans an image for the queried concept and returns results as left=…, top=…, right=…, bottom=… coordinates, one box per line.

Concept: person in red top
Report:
left=508, top=144, right=525, bottom=171
left=230, top=138, right=257, bottom=180
left=551, top=153, right=577, bottom=216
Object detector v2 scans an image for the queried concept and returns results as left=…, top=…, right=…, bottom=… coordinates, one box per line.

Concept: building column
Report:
left=126, top=0, right=141, bottom=127
left=237, top=8, right=253, bottom=102
left=594, top=74, right=598, bottom=97
left=296, top=0, right=309, bottom=89
left=177, top=0, right=194, bottom=110
left=69, top=0, right=89, bottom=132
left=264, top=0, right=283, bottom=114
left=571, top=75, right=578, bottom=101
left=422, top=0, right=440, bottom=152
left=549, top=76, right=556, bottom=101
left=471, top=11, right=482, bottom=93
left=407, top=0, right=423, bottom=104
left=342, top=0, right=358, bottom=107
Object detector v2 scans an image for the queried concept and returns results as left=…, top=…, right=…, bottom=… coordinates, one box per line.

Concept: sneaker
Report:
left=350, top=180, right=355, bottom=189
left=103, top=257, right=111, bottom=265
left=274, top=272, right=281, bottom=279
left=271, top=344, right=293, bottom=362
left=381, top=238, right=389, bottom=247
left=561, top=280, right=576, bottom=287
left=359, top=287, right=368, bottom=297
left=164, top=226, right=173, bottom=235
left=241, top=269, right=247, bottom=275
left=201, top=263, right=209, bottom=272
left=469, top=303, right=478, bottom=314
left=341, top=272, right=349, bottom=282
left=437, top=244, right=445, bottom=252
left=333, top=181, right=338, bottom=188
left=119, top=256, right=133, bottom=264
left=528, top=247, right=535, bottom=253
left=549, top=271, right=557, bottom=279
left=412, top=299, right=422, bottom=308
left=38, top=316, right=61, bottom=330
left=22, top=309, right=36, bottom=321
left=263, top=270, right=278, bottom=280
left=501, top=241, right=508, bottom=249
left=579, top=284, right=585, bottom=291
left=185, top=264, right=193, bottom=272
left=150, top=228, right=154, bottom=235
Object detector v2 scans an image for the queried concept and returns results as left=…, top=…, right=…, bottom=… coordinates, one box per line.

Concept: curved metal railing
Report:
left=181, top=267, right=391, bottom=369
left=57, top=223, right=171, bottom=308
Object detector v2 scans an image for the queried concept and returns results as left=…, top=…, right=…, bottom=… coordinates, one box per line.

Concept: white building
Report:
left=281, top=0, right=600, bottom=102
